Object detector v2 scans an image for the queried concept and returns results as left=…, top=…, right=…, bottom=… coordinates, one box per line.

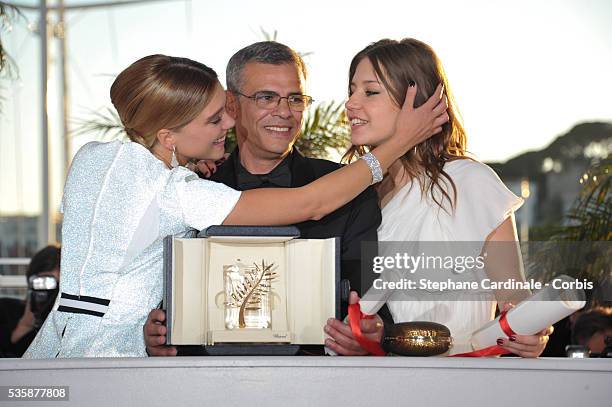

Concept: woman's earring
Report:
left=170, top=146, right=179, bottom=168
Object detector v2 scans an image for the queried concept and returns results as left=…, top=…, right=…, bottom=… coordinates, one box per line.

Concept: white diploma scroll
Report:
left=470, top=275, right=586, bottom=351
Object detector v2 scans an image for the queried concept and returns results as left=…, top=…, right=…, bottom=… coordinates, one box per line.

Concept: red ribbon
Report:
left=347, top=302, right=386, bottom=356
left=498, top=310, right=516, bottom=337
left=452, top=310, right=515, bottom=357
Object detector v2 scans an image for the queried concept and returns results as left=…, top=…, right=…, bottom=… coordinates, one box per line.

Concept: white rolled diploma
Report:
left=470, top=275, right=586, bottom=351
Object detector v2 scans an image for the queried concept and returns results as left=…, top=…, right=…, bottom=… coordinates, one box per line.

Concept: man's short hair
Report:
left=226, top=41, right=307, bottom=93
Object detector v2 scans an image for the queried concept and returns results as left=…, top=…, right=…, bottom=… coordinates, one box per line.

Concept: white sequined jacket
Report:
left=23, top=141, right=241, bottom=358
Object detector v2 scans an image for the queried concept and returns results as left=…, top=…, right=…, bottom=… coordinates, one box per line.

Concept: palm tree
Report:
left=295, top=101, right=350, bottom=158
left=71, top=107, right=127, bottom=142
left=557, top=157, right=611, bottom=241
left=526, top=156, right=611, bottom=307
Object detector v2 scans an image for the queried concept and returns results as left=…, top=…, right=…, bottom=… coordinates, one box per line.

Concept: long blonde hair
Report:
left=343, top=38, right=468, bottom=211
left=110, top=54, right=219, bottom=148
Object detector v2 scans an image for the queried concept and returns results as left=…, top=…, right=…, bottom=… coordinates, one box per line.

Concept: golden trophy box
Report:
left=163, top=226, right=341, bottom=354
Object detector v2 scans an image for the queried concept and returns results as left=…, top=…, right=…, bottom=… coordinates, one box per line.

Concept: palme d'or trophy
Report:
left=223, top=260, right=277, bottom=330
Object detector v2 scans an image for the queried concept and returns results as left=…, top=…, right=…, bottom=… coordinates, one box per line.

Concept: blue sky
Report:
left=1, top=0, right=611, bottom=214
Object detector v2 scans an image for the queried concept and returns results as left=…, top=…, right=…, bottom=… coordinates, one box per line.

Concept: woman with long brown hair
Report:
left=23, top=54, right=447, bottom=358
left=324, top=39, right=552, bottom=357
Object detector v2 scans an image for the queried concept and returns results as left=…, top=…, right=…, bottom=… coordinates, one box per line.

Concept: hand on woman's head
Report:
left=343, top=38, right=459, bottom=171
left=390, top=82, right=449, bottom=150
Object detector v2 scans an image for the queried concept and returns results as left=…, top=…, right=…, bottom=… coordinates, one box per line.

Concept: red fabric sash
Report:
left=347, top=302, right=386, bottom=356
left=452, top=310, right=515, bottom=357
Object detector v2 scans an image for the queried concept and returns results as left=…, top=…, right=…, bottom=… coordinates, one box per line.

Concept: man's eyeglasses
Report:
left=236, top=91, right=314, bottom=112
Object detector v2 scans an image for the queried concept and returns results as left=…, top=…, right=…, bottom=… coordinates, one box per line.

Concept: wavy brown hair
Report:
left=342, top=38, right=468, bottom=211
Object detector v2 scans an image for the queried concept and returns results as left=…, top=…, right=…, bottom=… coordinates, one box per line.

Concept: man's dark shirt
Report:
left=234, top=150, right=292, bottom=189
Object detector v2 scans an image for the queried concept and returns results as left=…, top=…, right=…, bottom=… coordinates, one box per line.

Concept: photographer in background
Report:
left=0, top=245, right=60, bottom=357
left=571, top=307, right=612, bottom=357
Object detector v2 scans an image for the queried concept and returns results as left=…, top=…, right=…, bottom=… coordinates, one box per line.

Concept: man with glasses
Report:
left=144, top=41, right=382, bottom=356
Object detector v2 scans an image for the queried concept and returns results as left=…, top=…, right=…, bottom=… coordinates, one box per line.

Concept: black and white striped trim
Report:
left=57, top=292, right=110, bottom=317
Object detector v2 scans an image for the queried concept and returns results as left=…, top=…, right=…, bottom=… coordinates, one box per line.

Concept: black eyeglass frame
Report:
left=235, top=91, right=314, bottom=111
